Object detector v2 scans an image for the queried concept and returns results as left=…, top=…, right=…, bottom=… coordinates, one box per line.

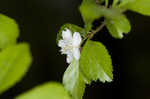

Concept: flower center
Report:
left=64, top=45, right=73, bottom=51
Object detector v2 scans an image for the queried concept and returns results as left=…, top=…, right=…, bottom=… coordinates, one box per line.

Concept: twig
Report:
left=81, top=22, right=105, bottom=45
left=89, top=23, right=105, bottom=39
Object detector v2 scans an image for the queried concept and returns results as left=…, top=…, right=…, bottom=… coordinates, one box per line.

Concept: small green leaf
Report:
left=105, top=14, right=131, bottom=39
left=0, top=43, right=32, bottom=94
left=79, top=0, right=103, bottom=31
left=56, top=23, right=86, bottom=44
left=119, top=0, right=150, bottom=16
left=63, top=59, right=85, bottom=99
left=80, top=40, right=113, bottom=83
left=15, top=82, right=71, bottom=99
left=0, top=14, right=19, bottom=49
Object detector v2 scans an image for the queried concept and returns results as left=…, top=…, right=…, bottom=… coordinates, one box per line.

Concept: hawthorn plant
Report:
left=0, top=0, right=150, bottom=99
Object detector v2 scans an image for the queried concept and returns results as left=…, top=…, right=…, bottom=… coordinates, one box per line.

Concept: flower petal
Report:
left=73, top=48, right=80, bottom=60
left=62, top=28, right=72, bottom=40
left=73, top=32, right=82, bottom=47
left=66, top=54, right=73, bottom=63
left=58, top=40, right=65, bottom=47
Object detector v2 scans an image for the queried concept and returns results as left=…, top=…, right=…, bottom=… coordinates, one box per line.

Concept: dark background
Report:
left=0, top=0, right=150, bottom=99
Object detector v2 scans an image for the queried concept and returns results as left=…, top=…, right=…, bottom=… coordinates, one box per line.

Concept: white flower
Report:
left=58, top=28, right=82, bottom=63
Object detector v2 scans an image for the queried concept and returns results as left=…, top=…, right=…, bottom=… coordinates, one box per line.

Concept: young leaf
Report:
left=79, top=0, right=103, bottom=31
left=0, top=43, right=32, bottom=94
left=119, top=0, right=150, bottom=16
left=105, top=14, right=131, bottom=39
left=15, top=82, right=71, bottom=99
left=63, top=59, right=85, bottom=99
left=0, top=14, right=19, bottom=49
left=56, top=23, right=86, bottom=44
left=79, top=40, right=113, bottom=83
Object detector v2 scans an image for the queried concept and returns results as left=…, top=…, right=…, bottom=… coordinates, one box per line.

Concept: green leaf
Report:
left=0, top=14, right=19, bottom=49
left=79, top=40, right=113, bottom=83
left=105, top=14, right=131, bottom=39
left=79, top=0, right=123, bottom=31
left=79, top=0, right=103, bottom=31
left=63, top=59, right=85, bottom=99
left=119, top=0, right=150, bottom=16
left=0, top=43, right=32, bottom=94
left=56, top=23, right=86, bottom=44
left=15, top=82, right=72, bottom=99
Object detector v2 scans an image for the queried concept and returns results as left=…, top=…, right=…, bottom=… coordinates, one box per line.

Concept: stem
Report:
left=112, top=0, right=118, bottom=7
left=81, top=23, right=105, bottom=45
left=105, top=0, right=109, bottom=7
left=89, top=23, right=105, bottom=39
left=95, top=0, right=100, bottom=4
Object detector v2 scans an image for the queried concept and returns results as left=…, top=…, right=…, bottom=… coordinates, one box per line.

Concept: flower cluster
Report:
left=58, top=28, right=82, bottom=63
